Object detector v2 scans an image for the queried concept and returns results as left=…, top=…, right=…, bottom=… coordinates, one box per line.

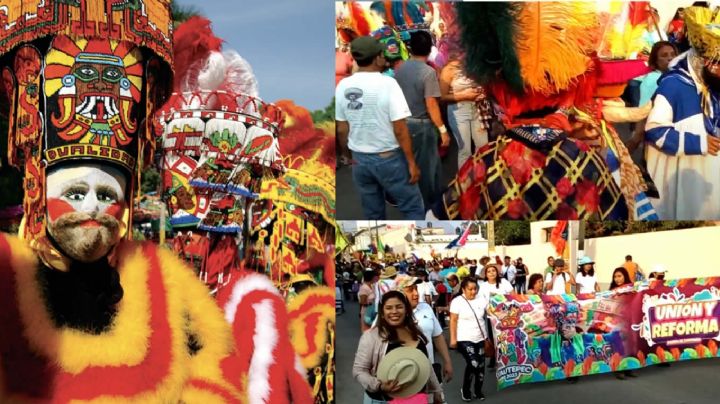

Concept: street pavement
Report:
left=337, top=139, right=459, bottom=220
left=335, top=296, right=720, bottom=404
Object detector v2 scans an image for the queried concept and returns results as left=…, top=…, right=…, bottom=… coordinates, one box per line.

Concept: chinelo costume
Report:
left=234, top=99, right=337, bottom=403
left=645, top=6, right=720, bottom=219
left=429, top=2, right=657, bottom=220
left=0, top=2, right=311, bottom=403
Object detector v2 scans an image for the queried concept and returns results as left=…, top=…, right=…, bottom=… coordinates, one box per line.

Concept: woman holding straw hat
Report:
left=354, top=291, right=444, bottom=403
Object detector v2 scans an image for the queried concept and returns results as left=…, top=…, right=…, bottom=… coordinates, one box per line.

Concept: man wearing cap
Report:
left=395, top=275, right=453, bottom=398
left=544, top=258, right=576, bottom=295
left=644, top=6, right=720, bottom=219
left=335, top=36, right=425, bottom=220
left=395, top=30, right=451, bottom=211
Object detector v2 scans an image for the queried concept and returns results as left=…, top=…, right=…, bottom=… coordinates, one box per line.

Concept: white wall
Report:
left=494, top=225, right=720, bottom=289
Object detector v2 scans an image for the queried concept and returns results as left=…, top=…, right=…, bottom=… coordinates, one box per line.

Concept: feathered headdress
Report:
left=155, top=17, right=284, bottom=292
left=685, top=6, right=720, bottom=63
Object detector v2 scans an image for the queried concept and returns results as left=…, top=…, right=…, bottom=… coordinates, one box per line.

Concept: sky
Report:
left=175, top=0, right=334, bottom=111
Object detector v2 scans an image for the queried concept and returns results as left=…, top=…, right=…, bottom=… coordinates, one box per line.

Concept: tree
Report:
left=494, top=221, right=530, bottom=245
left=311, top=98, right=335, bottom=124
left=141, top=167, right=162, bottom=194
left=171, top=2, right=203, bottom=27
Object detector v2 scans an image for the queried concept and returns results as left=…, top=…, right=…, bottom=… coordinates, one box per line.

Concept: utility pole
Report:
left=487, top=221, right=495, bottom=255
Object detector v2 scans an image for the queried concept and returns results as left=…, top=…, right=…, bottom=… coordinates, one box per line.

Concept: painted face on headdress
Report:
left=46, top=164, right=128, bottom=263
left=44, top=35, right=143, bottom=148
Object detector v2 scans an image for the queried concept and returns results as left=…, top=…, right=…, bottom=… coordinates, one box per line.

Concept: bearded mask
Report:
left=0, top=0, right=173, bottom=270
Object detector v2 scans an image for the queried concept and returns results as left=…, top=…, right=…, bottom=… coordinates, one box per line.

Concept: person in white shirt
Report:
left=544, top=258, right=576, bottom=295
left=335, top=36, right=424, bottom=219
left=479, top=263, right=514, bottom=303
left=449, top=277, right=488, bottom=401
left=576, top=256, right=600, bottom=294
left=394, top=275, right=454, bottom=390
left=478, top=263, right=512, bottom=372
left=416, top=269, right=437, bottom=306
left=501, top=256, right=516, bottom=288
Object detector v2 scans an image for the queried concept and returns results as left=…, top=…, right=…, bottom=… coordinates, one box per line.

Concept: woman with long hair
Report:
left=353, top=291, right=443, bottom=403
left=479, top=263, right=513, bottom=299
left=609, top=267, right=633, bottom=290
left=576, top=257, right=600, bottom=294
left=358, top=270, right=379, bottom=332
left=449, top=277, right=489, bottom=401
left=608, top=267, right=636, bottom=379
left=478, top=263, right=512, bottom=370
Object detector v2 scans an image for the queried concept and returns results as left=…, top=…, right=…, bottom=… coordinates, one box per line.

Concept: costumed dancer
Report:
left=430, top=2, right=655, bottom=220
left=156, top=17, right=314, bottom=403
left=644, top=6, right=720, bottom=220
left=157, top=15, right=284, bottom=295
left=233, top=99, right=337, bottom=403
left=0, top=2, right=310, bottom=402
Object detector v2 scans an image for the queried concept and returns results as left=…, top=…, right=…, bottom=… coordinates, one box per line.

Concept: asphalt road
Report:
left=335, top=296, right=720, bottom=404
left=337, top=137, right=459, bottom=220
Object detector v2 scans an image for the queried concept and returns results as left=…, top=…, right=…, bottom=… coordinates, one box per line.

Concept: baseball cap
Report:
left=351, top=36, right=385, bottom=61
left=395, top=275, right=422, bottom=290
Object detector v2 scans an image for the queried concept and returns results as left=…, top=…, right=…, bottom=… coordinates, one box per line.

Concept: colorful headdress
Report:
left=155, top=17, right=284, bottom=291
left=685, top=6, right=720, bottom=63
left=371, top=26, right=408, bottom=61
left=456, top=1, right=600, bottom=119
left=0, top=0, right=172, bottom=263
left=253, top=100, right=335, bottom=286
left=369, top=1, right=434, bottom=43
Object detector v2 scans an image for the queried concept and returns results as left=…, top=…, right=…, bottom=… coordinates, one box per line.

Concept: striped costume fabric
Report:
left=0, top=233, right=311, bottom=403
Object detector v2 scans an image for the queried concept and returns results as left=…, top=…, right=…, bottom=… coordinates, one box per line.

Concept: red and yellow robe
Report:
left=0, top=233, right=312, bottom=403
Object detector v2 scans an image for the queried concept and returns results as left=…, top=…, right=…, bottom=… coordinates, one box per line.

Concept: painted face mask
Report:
left=46, top=164, right=128, bottom=263
left=0, top=0, right=173, bottom=269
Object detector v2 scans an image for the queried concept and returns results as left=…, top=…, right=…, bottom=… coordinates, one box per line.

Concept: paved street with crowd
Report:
left=336, top=296, right=720, bottom=404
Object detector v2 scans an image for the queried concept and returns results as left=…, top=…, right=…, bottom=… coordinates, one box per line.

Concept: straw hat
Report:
left=381, top=266, right=399, bottom=279
left=376, top=347, right=431, bottom=398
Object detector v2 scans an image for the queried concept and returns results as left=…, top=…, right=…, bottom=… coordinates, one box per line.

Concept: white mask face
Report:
left=46, top=164, right=128, bottom=262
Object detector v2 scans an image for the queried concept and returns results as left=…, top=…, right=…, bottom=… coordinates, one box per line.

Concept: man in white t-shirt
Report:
left=335, top=36, right=424, bottom=219
left=416, top=269, right=437, bottom=306
left=544, top=258, right=576, bottom=295
left=395, top=275, right=454, bottom=385
left=501, top=256, right=516, bottom=285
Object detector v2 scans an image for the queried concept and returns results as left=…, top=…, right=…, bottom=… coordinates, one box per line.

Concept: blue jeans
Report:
left=407, top=119, right=442, bottom=210
left=352, top=149, right=425, bottom=219
left=448, top=102, right=489, bottom=169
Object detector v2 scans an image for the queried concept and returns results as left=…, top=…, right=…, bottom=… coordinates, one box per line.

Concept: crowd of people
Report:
left=336, top=2, right=720, bottom=220
left=338, top=251, right=669, bottom=402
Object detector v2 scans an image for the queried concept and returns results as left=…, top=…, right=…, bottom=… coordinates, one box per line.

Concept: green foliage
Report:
left=494, top=221, right=530, bottom=245
left=310, top=98, right=335, bottom=124
left=171, top=1, right=202, bottom=27
left=585, top=220, right=713, bottom=238
left=141, top=167, right=161, bottom=194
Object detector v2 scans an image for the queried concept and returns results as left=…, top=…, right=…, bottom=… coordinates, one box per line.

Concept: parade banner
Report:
left=487, top=277, right=720, bottom=389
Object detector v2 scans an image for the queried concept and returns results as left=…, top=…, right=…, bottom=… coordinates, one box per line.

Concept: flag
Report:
left=377, top=235, right=385, bottom=253
left=550, top=221, right=568, bottom=255
left=446, top=223, right=471, bottom=249
left=334, top=225, right=349, bottom=256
